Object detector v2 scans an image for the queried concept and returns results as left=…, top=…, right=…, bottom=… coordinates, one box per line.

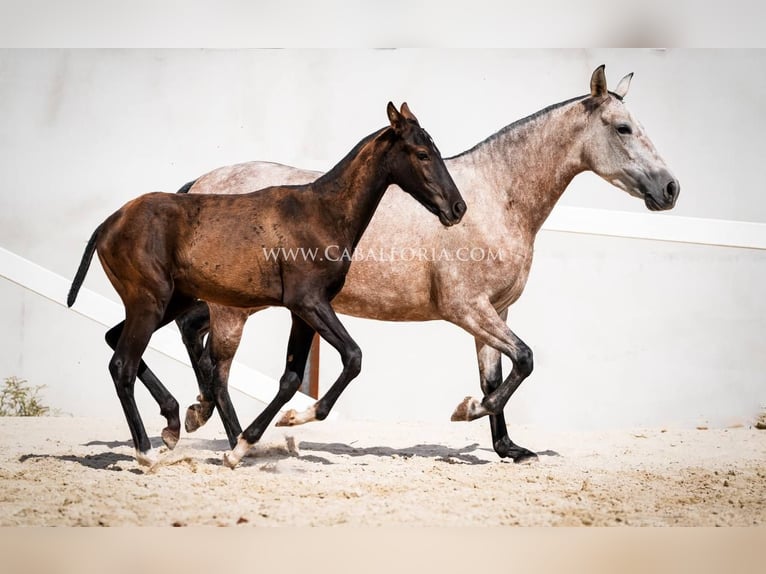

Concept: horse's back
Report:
left=190, top=161, right=322, bottom=195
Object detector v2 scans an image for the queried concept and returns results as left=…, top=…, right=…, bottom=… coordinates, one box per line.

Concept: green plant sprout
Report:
left=0, top=376, right=50, bottom=416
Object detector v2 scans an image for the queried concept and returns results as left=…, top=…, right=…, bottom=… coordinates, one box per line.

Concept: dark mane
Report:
left=447, top=94, right=591, bottom=160
left=313, top=127, right=390, bottom=186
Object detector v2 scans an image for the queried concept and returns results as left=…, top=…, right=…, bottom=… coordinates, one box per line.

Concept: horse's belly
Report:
left=175, top=250, right=284, bottom=308
left=179, top=273, right=283, bottom=309
left=333, top=258, right=437, bottom=321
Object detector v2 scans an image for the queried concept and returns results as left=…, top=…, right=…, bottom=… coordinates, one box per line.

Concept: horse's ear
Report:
left=590, top=65, right=608, bottom=98
left=400, top=102, right=420, bottom=125
left=387, top=101, right=406, bottom=134
left=613, top=72, right=633, bottom=99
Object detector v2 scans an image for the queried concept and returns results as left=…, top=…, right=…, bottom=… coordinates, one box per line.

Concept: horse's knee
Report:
left=278, top=371, right=302, bottom=395
left=345, top=347, right=362, bottom=379
left=514, top=346, right=533, bottom=379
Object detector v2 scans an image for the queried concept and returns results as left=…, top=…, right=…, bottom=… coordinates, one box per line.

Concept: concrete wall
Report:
left=1, top=49, right=764, bottom=431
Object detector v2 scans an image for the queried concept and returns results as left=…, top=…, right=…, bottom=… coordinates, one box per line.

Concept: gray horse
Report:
left=179, top=66, right=679, bottom=462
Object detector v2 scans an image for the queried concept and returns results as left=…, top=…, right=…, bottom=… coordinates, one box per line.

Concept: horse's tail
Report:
left=176, top=179, right=197, bottom=194
left=67, top=224, right=101, bottom=307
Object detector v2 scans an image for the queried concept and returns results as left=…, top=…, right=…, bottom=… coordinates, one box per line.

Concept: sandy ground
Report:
left=0, top=415, right=764, bottom=526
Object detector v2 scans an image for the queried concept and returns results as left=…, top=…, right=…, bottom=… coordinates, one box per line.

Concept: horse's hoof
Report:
left=450, top=396, right=486, bottom=422
left=223, top=437, right=251, bottom=469
left=512, top=450, right=538, bottom=464
left=450, top=396, right=471, bottom=421
left=135, top=448, right=159, bottom=468
left=222, top=451, right=239, bottom=469
left=161, top=427, right=180, bottom=450
left=495, top=438, right=538, bottom=463
left=275, top=409, right=297, bottom=427
left=184, top=402, right=212, bottom=433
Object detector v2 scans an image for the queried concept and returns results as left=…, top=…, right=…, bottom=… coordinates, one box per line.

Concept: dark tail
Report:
left=176, top=179, right=197, bottom=194
left=67, top=225, right=101, bottom=307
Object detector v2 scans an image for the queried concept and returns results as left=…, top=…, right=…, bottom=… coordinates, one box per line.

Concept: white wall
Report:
left=1, top=49, right=764, bottom=431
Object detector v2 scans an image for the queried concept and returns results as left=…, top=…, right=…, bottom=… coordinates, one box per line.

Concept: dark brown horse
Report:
left=67, top=102, right=465, bottom=468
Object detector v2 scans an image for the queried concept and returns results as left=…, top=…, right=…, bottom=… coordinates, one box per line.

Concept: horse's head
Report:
left=580, top=65, right=679, bottom=211
left=384, top=102, right=466, bottom=226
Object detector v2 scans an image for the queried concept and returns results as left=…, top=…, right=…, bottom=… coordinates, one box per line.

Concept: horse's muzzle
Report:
left=645, top=172, right=680, bottom=211
left=451, top=200, right=467, bottom=223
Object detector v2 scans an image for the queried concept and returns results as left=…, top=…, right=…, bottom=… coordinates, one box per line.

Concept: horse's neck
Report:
left=311, top=138, right=390, bottom=248
left=459, top=101, right=588, bottom=236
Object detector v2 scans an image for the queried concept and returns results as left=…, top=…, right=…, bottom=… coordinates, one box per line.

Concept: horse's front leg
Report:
left=447, top=300, right=537, bottom=462
left=274, top=300, right=363, bottom=428
left=223, top=312, right=318, bottom=468
left=474, top=333, right=536, bottom=461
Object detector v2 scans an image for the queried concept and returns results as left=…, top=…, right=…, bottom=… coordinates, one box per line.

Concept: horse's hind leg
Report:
left=177, top=300, right=210, bottom=369
left=176, top=301, right=216, bottom=432
left=203, top=305, right=253, bottom=447
left=106, top=322, right=180, bottom=450
left=223, top=312, right=316, bottom=467
left=108, top=308, right=167, bottom=466
left=106, top=295, right=196, bottom=450
left=183, top=305, right=264, bottom=437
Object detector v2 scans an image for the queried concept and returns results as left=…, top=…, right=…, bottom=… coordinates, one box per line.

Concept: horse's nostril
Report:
left=666, top=180, right=679, bottom=199
left=453, top=201, right=466, bottom=217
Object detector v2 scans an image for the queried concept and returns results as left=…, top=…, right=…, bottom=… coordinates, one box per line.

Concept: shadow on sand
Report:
left=298, top=441, right=492, bottom=464
left=298, top=441, right=559, bottom=464
left=18, top=452, right=142, bottom=474
left=18, top=436, right=559, bottom=472
left=202, top=441, right=494, bottom=467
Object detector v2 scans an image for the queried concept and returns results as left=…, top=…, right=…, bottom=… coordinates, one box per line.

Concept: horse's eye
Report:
left=416, top=151, right=430, bottom=161
left=616, top=124, right=633, bottom=135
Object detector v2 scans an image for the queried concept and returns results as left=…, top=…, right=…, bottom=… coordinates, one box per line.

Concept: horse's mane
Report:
left=312, top=127, right=390, bottom=187
left=447, top=94, right=593, bottom=160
